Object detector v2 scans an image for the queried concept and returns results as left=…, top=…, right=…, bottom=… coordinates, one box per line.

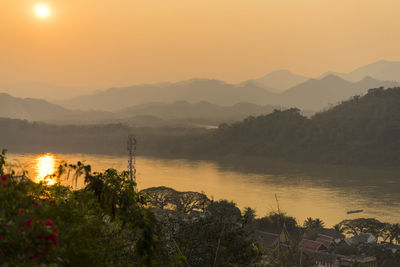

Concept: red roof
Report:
left=316, top=234, right=335, bottom=248
left=299, top=239, right=328, bottom=253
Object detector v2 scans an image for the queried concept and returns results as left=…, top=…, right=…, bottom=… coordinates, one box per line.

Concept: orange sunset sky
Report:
left=1, top=0, right=400, bottom=90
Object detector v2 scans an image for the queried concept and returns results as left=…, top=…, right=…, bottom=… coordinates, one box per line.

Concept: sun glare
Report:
left=35, top=4, right=50, bottom=18
left=36, top=154, right=56, bottom=185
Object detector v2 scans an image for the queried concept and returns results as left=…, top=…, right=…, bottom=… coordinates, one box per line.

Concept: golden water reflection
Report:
left=6, top=153, right=400, bottom=226
left=35, top=154, right=56, bottom=185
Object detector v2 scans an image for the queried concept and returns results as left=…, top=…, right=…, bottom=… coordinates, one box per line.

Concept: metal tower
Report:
left=127, top=134, right=137, bottom=184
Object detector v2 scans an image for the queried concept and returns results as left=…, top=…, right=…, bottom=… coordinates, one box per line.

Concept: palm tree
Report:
left=388, top=223, right=400, bottom=244
left=303, top=217, right=325, bottom=229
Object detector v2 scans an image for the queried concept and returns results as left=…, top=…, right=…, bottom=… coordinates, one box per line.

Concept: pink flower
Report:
left=0, top=174, right=6, bottom=182
left=34, top=202, right=39, bottom=207
left=20, top=227, right=25, bottom=232
left=54, top=228, right=59, bottom=234
left=19, top=209, right=24, bottom=214
left=45, top=220, right=55, bottom=226
left=0, top=235, right=4, bottom=240
left=26, top=219, right=33, bottom=227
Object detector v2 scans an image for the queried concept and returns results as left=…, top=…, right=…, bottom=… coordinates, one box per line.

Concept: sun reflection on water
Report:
left=36, top=154, right=56, bottom=185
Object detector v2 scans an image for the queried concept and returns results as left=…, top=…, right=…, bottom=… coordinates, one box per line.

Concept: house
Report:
left=299, top=239, right=340, bottom=267
left=255, top=228, right=291, bottom=250
left=299, top=239, right=329, bottom=253
left=316, top=234, right=336, bottom=252
left=382, top=243, right=400, bottom=254
left=317, top=228, right=345, bottom=244
left=345, top=233, right=377, bottom=246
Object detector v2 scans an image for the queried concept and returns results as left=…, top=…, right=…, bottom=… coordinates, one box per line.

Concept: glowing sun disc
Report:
left=35, top=4, right=50, bottom=18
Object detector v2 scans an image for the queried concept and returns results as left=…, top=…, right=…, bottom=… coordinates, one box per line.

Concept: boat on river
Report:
left=347, top=209, right=364, bottom=214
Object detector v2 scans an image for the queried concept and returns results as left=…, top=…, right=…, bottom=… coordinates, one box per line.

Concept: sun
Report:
left=35, top=4, right=51, bottom=18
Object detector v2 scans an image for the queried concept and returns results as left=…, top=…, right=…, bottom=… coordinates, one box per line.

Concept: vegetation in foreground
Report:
left=1, top=151, right=400, bottom=266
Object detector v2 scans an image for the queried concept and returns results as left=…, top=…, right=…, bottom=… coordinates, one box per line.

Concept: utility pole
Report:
left=127, top=134, right=137, bottom=185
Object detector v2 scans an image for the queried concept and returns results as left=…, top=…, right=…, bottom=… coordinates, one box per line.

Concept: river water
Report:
left=5, top=153, right=400, bottom=227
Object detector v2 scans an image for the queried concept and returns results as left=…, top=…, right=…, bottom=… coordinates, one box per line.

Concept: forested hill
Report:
left=191, top=87, right=400, bottom=166
left=1, top=87, right=400, bottom=166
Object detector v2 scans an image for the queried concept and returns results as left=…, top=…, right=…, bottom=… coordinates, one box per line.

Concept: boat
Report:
left=347, top=209, right=364, bottom=214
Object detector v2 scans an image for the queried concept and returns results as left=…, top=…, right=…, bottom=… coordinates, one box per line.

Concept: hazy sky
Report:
left=1, top=0, right=400, bottom=90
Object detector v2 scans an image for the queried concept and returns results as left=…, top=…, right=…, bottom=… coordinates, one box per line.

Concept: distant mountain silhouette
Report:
left=279, top=75, right=400, bottom=110
left=247, top=70, right=309, bottom=92
left=0, top=81, right=86, bottom=100
left=59, top=79, right=276, bottom=111
left=0, top=93, right=72, bottom=121
left=116, top=101, right=284, bottom=125
left=319, top=60, right=400, bottom=82
left=0, top=93, right=286, bottom=127
left=344, top=60, right=400, bottom=82
left=0, top=93, right=115, bottom=123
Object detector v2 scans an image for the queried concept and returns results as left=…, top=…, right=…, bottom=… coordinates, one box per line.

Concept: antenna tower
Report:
left=127, top=134, right=137, bottom=184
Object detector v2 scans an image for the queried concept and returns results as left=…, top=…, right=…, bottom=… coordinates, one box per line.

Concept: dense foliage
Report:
left=0, top=152, right=264, bottom=266
left=0, top=151, right=175, bottom=266
left=187, top=87, right=400, bottom=166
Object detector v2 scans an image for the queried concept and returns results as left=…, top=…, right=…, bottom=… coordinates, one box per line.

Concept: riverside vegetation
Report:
left=1, top=87, right=400, bottom=167
left=1, top=151, right=399, bottom=266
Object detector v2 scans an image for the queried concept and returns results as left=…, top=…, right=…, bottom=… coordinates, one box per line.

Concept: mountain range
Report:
left=2, top=59, right=400, bottom=125
left=0, top=93, right=285, bottom=127
left=319, top=60, right=400, bottom=82
left=278, top=75, right=400, bottom=110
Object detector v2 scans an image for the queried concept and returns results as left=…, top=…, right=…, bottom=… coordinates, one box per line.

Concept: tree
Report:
left=141, top=186, right=210, bottom=214
left=243, top=207, right=256, bottom=224
left=303, top=217, right=325, bottom=230
left=334, top=218, right=387, bottom=238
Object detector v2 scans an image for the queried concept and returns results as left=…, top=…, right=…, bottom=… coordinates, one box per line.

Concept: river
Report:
left=5, top=153, right=400, bottom=227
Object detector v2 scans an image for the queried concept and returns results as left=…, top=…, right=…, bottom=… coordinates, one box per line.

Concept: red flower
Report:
left=38, top=220, right=43, bottom=224
left=20, top=227, right=25, bottom=232
left=46, top=234, right=58, bottom=246
left=45, top=220, right=55, bottom=226
left=34, top=202, right=39, bottom=207
left=0, top=235, right=3, bottom=240
left=0, top=174, right=6, bottom=182
left=26, top=219, right=33, bottom=227
left=2, top=184, right=7, bottom=190
left=19, top=209, right=24, bottom=214
left=42, top=248, right=50, bottom=254
left=54, top=228, right=59, bottom=234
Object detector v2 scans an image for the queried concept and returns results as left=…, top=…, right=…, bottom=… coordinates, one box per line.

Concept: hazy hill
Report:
left=344, top=60, right=400, bottom=82
left=0, top=93, right=72, bottom=121
left=0, top=93, right=115, bottom=124
left=0, top=81, right=87, bottom=100
left=117, top=101, right=281, bottom=123
left=279, top=75, right=400, bottom=110
left=59, top=79, right=276, bottom=111
left=248, top=70, right=310, bottom=92
left=0, top=93, right=285, bottom=127
left=3, top=87, right=400, bottom=166
left=319, top=60, right=400, bottom=82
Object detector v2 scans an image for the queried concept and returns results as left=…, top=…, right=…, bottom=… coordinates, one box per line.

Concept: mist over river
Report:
left=6, top=153, right=400, bottom=227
